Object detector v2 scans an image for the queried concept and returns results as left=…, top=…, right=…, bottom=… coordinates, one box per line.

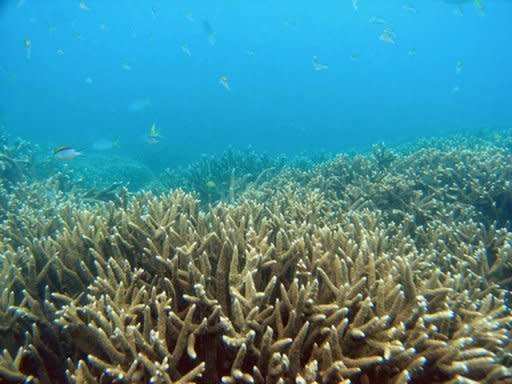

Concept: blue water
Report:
left=1, top=0, right=511, bottom=169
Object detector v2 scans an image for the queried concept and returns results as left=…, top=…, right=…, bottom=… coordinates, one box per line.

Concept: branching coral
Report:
left=163, top=148, right=287, bottom=206
left=1, top=134, right=511, bottom=384
left=0, top=134, right=35, bottom=186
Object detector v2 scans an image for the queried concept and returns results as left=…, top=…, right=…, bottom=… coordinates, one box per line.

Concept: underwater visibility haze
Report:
left=1, top=0, right=512, bottom=163
left=1, top=1, right=512, bottom=384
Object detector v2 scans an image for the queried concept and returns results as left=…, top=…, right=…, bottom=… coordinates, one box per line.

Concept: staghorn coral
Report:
left=245, top=136, right=512, bottom=231
left=0, top=134, right=35, bottom=187
left=162, top=147, right=287, bottom=205
left=65, top=154, right=157, bottom=192
left=1, top=133, right=512, bottom=383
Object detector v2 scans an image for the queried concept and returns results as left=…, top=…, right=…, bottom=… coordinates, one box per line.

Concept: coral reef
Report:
left=65, top=154, right=157, bottom=192
left=0, top=134, right=511, bottom=384
left=0, top=133, right=35, bottom=187
left=245, top=137, right=512, bottom=230
left=163, top=147, right=287, bottom=205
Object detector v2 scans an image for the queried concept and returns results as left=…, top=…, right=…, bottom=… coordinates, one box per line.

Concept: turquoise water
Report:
left=1, top=0, right=511, bottom=168
left=2, top=3, right=512, bottom=383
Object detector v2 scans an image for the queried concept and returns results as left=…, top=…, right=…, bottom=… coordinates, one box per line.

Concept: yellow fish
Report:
left=150, top=123, right=160, bottom=137
left=147, top=123, right=161, bottom=144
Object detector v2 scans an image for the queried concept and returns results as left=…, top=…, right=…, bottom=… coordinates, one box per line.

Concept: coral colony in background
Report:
left=0, top=130, right=511, bottom=383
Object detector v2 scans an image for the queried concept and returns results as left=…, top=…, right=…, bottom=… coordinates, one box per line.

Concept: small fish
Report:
left=99, top=23, right=108, bottom=31
left=312, top=55, right=328, bottom=71
left=147, top=123, right=161, bottom=144
left=219, top=75, right=230, bottom=91
left=451, top=85, right=460, bottom=94
left=203, top=21, right=216, bottom=45
left=352, top=0, right=358, bottom=11
left=350, top=53, right=359, bottom=61
left=25, top=39, right=31, bottom=59
left=151, top=5, right=157, bottom=18
left=56, top=48, right=64, bottom=56
left=122, top=62, right=132, bottom=71
left=182, top=44, right=191, bottom=56
left=186, top=12, right=195, bottom=22
left=54, top=146, right=83, bottom=161
left=408, top=48, right=416, bottom=56
left=246, top=49, right=255, bottom=56
left=456, top=60, right=463, bottom=74
left=205, top=180, right=217, bottom=189
left=79, top=0, right=90, bottom=11
left=369, top=17, right=386, bottom=24
left=379, top=29, right=396, bottom=45
left=403, top=3, right=417, bottom=13
left=85, top=76, right=93, bottom=85
left=129, top=98, right=151, bottom=112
